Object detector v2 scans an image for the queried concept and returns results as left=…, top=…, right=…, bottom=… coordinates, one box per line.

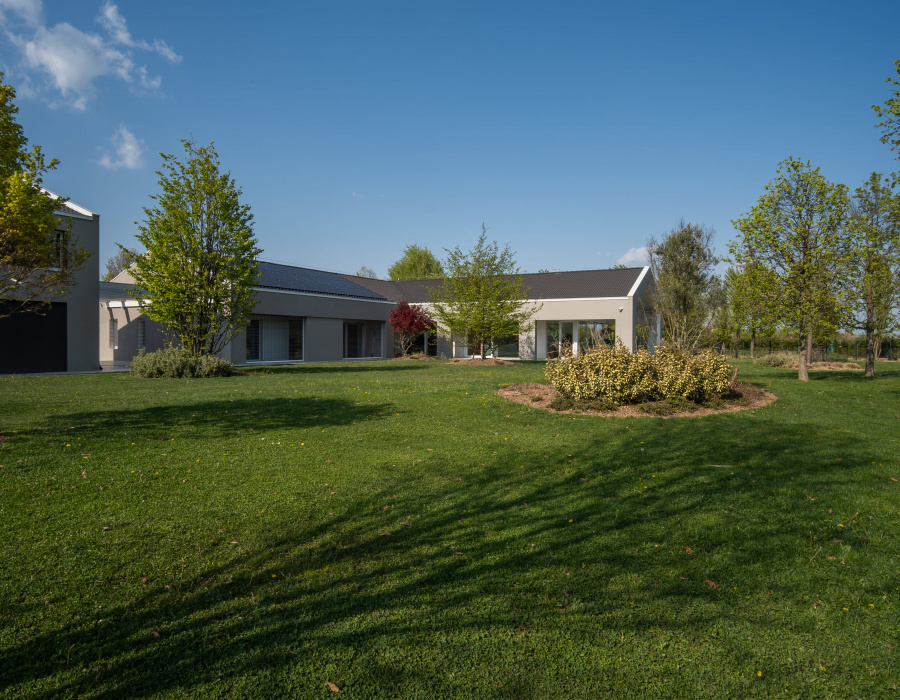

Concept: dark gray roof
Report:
left=256, top=261, right=387, bottom=300
left=99, top=281, right=136, bottom=302
left=341, top=267, right=646, bottom=303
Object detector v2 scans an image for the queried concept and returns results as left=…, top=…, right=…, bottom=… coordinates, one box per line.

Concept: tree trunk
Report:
left=865, top=288, right=876, bottom=377
left=865, top=328, right=876, bottom=378
left=749, top=330, right=755, bottom=359
left=798, top=328, right=812, bottom=382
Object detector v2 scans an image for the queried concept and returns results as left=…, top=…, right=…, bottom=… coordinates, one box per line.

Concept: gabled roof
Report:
left=42, top=189, right=97, bottom=219
left=256, top=261, right=388, bottom=300
left=340, top=267, right=648, bottom=303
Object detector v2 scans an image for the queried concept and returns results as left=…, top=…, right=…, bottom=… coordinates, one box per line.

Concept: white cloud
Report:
left=616, top=246, right=649, bottom=267
left=99, top=124, right=144, bottom=170
left=97, top=2, right=180, bottom=63
left=3, top=2, right=178, bottom=109
left=23, top=23, right=132, bottom=109
left=0, top=0, right=42, bottom=27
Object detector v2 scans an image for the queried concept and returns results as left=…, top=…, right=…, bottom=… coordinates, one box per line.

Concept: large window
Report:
left=546, top=321, right=573, bottom=359
left=344, top=321, right=383, bottom=358
left=109, top=318, right=118, bottom=350
left=246, top=316, right=303, bottom=362
left=577, top=321, right=614, bottom=353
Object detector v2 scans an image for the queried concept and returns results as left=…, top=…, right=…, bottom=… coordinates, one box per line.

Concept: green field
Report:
left=1, top=360, right=897, bottom=698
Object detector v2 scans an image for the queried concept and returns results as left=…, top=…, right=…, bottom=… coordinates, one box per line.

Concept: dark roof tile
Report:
left=256, top=261, right=387, bottom=300
left=340, top=267, right=647, bottom=303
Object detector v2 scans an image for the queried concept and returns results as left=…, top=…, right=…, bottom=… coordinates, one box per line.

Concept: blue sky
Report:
left=2, top=0, right=899, bottom=277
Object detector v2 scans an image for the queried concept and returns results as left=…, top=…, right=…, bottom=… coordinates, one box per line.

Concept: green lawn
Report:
left=1, top=360, right=898, bottom=698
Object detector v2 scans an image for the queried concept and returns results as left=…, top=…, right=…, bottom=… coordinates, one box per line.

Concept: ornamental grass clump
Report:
left=129, top=346, right=235, bottom=378
left=546, top=343, right=731, bottom=405
left=754, top=351, right=799, bottom=369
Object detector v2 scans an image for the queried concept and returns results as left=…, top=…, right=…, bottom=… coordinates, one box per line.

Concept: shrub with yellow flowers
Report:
left=546, top=343, right=732, bottom=405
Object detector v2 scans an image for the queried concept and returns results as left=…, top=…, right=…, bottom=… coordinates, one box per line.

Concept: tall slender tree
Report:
left=129, top=140, right=260, bottom=356
left=844, top=173, right=900, bottom=376
left=731, top=158, right=850, bottom=381
left=725, top=262, right=779, bottom=358
left=645, top=220, right=720, bottom=350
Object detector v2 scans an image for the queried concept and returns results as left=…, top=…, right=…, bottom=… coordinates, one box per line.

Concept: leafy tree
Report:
left=430, top=225, right=539, bottom=359
left=645, top=220, right=720, bottom=350
left=0, top=72, right=88, bottom=319
left=731, top=158, right=850, bottom=381
left=129, top=140, right=260, bottom=357
left=609, top=263, right=629, bottom=270
left=387, top=244, right=444, bottom=280
left=102, top=246, right=137, bottom=281
left=725, top=263, right=779, bottom=358
left=389, top=300, right=435, bottom=356
left=355, top=265, right=378, bottom=279
left=873, top=59, right=900, bottom=165
left=844, top=173, right=900, bottom=376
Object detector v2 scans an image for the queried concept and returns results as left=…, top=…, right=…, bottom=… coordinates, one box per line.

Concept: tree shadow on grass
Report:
left=242, top=362, right=436, bottom=376
left=1, top=411, right=891, bottom=698
left=14, top=396, right=393, bottom=442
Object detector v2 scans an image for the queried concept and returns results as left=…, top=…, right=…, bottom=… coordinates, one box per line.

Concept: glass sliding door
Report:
left=246, top=315, right=303, bottom=362
left=344, top=321, right=383, bottom=358
left=577, top=321, right=614, bottom=354
left=547, top=321, right=573, bottom=359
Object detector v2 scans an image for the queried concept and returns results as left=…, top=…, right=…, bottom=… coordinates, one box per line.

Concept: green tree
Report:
left=844, top=173, right=900, bottom=377
left=725, top=263, right=779, bottom=358
left=731, top=158, right=850, bottom=381
left=129, top=140, right=260, bottom=357
left=102, top=246, right=137, bottom=281
left=355, top=265, right=378, bottom=279
left=0, top=72, right=88, bottom=319
left=430, top=225, right=539, bottom=359
left=873, top=59, right=900, bottom=165
left=645, top=220, right=720, bottom=350
left=387, top=244, right=444, bottom=280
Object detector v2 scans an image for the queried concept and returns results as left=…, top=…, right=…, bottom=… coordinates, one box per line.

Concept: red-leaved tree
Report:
left=390, top=300, right=436, bottom=356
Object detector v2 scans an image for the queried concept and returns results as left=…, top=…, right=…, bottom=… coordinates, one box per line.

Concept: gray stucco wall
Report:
left=63, top=212, right=100, bottom=371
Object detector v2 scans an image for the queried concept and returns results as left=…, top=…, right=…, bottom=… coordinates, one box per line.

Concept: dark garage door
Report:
left=0, top=302, right=67, bottom=374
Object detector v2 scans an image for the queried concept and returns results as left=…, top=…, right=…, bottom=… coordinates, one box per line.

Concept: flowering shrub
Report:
left=390, top=300, right=436, bottom=356
left=129, top=346, right=235, bottom=378
left=546, top=343, right=731, bottom=405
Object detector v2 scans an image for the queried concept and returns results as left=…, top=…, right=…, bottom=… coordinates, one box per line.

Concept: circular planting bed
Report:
left=496, top=381, right=777, bottom=418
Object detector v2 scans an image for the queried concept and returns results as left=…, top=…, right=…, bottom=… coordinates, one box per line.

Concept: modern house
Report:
left=0, top=196, right=99, bottom=374
left=100, top=262, right=654, bottom=368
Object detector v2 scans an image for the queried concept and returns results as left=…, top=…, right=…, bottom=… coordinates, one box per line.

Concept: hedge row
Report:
left=545, top=344, right=732, bottom=405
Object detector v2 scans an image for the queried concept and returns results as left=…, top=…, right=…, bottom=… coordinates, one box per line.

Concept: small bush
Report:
left=546, top=343, right=732, bottom=405
left=129, top=346, right=235, bottom=378
left=755, top=352, right=798, bottom=368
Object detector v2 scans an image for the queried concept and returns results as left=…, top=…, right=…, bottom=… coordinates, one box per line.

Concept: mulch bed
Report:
left=496, top=381, right=777, bottom=418
left=808, top=361, right=863, bottom=371
left=448, top=358, right=515, bottom=366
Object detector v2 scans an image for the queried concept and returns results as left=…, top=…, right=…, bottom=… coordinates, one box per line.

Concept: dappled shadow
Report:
left=0, top=407, right=886, bottom=697
left=14, top=396, right=392, bottom=441
left=242, top=361, right=435, bottom=376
